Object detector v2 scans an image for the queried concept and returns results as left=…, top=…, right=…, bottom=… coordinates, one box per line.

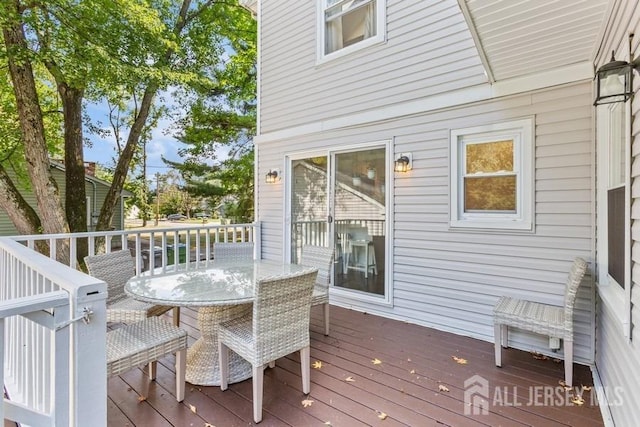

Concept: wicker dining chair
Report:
left=300, top=245, right=335, bottom=335
left=107, top=317, right=188, bottom=402
left=214, top=242, right=255, bottom=261
left=218, top=269, right=318, bottom=423
left=493, top=257, right=588, bottom=387
left=84, top=249, right=179, bottom=325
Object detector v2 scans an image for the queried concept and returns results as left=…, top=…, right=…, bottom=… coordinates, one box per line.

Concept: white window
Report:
left=450, top=118, right=534, bottom=230
left=318, top=0, right=385, bottom=61
left=596, top=101, right=631, bottom=337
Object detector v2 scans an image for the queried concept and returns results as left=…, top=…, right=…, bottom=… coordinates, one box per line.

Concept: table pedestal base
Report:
left=186, top=304, right=252, bottom=386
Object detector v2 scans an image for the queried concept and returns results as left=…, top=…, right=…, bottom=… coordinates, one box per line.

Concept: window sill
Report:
left=449, top=219, right=533, bottom=232
left=316, top=34, right=385, bottom=66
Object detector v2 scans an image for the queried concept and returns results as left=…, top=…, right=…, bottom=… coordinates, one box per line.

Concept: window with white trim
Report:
left=450, top=119, right=534, bottom=230
left=596, top=99, right=631, bottom=338
left=319, top=0, right=385, bottom=60
left=597, top=102, right=629, bottom=289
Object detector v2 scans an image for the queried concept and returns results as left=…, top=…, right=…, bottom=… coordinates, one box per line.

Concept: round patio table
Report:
left=124, top=260, right=316, bottom=386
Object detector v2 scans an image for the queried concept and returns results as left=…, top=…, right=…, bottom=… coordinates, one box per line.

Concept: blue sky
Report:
left=84, top=101, right=185, bottom=181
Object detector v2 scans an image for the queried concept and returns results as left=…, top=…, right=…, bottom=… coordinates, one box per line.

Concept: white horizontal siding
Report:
left=593, top=1, right=640, bottom=425
left=257, top=81, right=596, bottom=364
left=259, top=0, right=488, bottom=133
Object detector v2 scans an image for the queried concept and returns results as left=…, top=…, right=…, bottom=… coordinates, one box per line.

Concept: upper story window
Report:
left=450, top=118, right=534, bottom=231
left=319, top=0, right=385, bottom=62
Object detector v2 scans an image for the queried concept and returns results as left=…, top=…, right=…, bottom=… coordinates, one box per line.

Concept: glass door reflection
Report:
left=332, top=147, right=386, bottom=296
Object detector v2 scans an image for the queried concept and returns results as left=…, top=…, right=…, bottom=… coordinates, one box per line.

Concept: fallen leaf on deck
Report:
left=372, top=358, right=382, bottom=365
left=376, top=410, right=388, bottom=420
left=189, top=404, right=197, bottom=413
left=137, top=395, right=147, bottom=402
left=571, top=396, right=585, bottom=406
left=438, top=384, right=450, bottom=392
left=302, top=398, right=314, bottom=408
left=312, top=361, right=323, bottom=369
left=558, top=380, right=571, bottom=391
left=407, top=358, right=412, bottom=362
left=324, top=422, right=332, bottom=426
left=582, top=385, right=592, bottom=391
left=409, top=369, right=416, bottom=374
left=552, top=358, right=562, bottom=363
left=531, top=351, right=548, bottom=360
left=345, top=376, right=356, bottom=382
left=451, top=356, right=468, bottom=365
left=205, top=424, right=215, bottom=427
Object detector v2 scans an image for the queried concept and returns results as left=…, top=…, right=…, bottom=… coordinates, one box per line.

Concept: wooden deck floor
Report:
left=108, top=306, right=604, bottom=426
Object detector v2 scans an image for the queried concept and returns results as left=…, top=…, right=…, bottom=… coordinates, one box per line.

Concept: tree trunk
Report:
left=96, top=85, right=158, bottom=231
left=60, top=83, right=88, bottom=261
left=0, top=164, right=51, bottom=254
left=96, top=0, right=191, bottom=232
left=2, top=1, right=70, bottom=263
left=0, top=164, right=42, bottom=235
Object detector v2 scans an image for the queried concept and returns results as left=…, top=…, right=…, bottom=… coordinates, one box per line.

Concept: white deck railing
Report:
left=1, top=222, right=260, bottom=426
left=0, top=238, right=108, bottom=427
left=11, top=222, right=261, bottom=273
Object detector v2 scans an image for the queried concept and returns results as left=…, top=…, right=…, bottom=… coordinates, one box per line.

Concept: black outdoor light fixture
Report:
left=265, top=169, right=280, bottom=184
left=394, top=153, right=412, bottom=173
left=594, top=51, right=637, bottom=106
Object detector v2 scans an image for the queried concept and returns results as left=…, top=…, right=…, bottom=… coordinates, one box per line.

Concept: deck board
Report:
left=108, top=306, right=604, bottom=426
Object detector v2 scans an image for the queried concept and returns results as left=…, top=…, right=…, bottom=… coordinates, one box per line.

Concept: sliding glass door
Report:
left=288, top=144, right=387, bottom=298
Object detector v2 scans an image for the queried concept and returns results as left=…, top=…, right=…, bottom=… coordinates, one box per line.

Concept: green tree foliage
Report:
left=0, top=0, right=257, bottom=249
left=169, top=3, right=257, bottom=223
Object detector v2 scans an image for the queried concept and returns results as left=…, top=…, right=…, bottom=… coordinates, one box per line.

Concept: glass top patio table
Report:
left=124, top=259, right=317, bottom=386
left=124, top=259, right=314, bottom=307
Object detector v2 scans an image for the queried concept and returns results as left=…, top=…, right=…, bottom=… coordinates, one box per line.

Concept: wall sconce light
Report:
left=594, top=51, right=637, bottom=105
left=265, top=168, right=281, bottom=184
left=394, top=153, right=413, bottom=173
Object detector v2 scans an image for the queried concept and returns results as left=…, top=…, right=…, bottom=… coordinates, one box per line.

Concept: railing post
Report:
left=69, top=282, right=107, bottom=427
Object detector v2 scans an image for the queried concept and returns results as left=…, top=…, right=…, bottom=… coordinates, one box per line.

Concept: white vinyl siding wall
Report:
left=594, top=1, right=640, bottom=425
left=259, top=0, right=487, bottom=133
left=256, top=81, right=595, bottom=362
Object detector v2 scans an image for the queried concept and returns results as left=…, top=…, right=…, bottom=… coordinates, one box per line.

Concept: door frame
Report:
left=284, top=139, right=394, bottom=306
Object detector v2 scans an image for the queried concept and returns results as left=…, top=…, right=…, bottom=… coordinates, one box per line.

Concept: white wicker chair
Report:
left=84, top=250, right=179, bottom=326
left=493, top=257, right=588, bottom=387
left=218, top=269, right=318, bottom=423
left=300, top=245, right=335, bottom=335
left=107, top=317, right=188, bottom=402
left=214, top=242, right=255, bottom=261
left=85, top=249, right=181, bottom=379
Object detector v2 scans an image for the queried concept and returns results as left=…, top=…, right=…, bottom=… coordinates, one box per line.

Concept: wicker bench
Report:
left=493, top=257, right=587, bottom=387
left=107, top=317, right=188, bottom=401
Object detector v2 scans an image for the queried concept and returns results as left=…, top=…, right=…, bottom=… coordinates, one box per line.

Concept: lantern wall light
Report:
left=394, top=153, right=413, bottom=173
left=594, top=50, right=640, bottom=106
left=265, top=168, right=281, bottom=184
